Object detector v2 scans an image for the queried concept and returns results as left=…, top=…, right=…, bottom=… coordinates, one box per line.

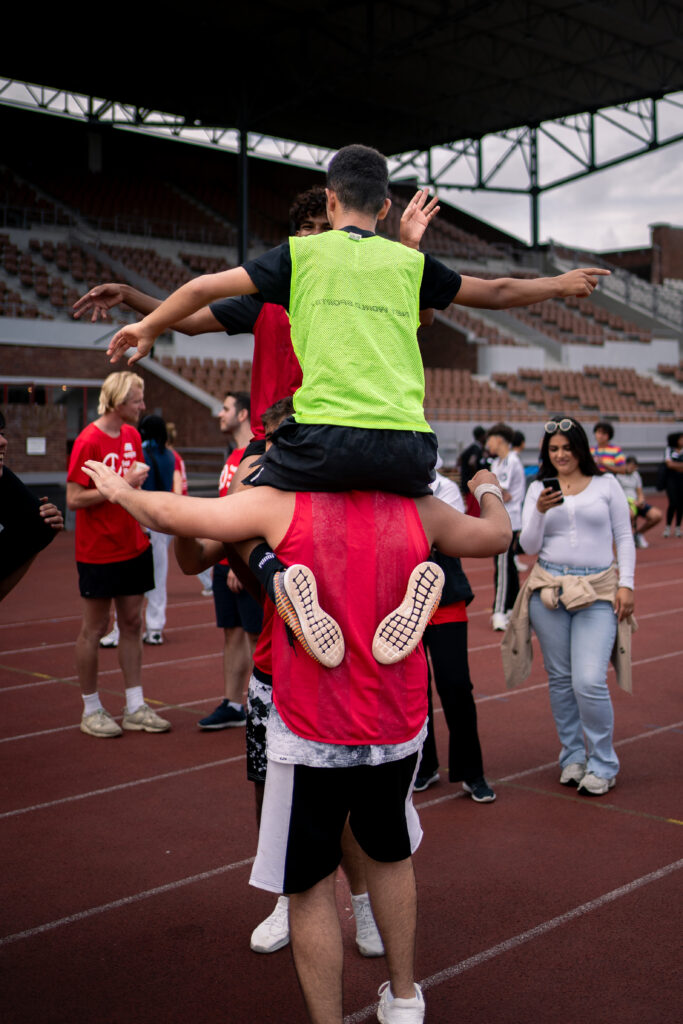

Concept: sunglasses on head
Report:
left=544, top=419, right=574, bottom=434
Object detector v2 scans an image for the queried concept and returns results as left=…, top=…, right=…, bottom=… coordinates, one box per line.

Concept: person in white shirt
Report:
left=519, top=416, right=635, bottom=796
left=486, top=423, right=526, bottom=630
left=619, top=455, right=662, bottom=548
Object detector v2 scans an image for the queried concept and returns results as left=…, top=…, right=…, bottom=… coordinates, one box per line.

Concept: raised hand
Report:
left=399, top=189, right=440, bottom=250
left=106, top=323, right=156, bottom=365
left=72, top=284, right=126, bottom=322
left=82, top=460, right=132, bottom=502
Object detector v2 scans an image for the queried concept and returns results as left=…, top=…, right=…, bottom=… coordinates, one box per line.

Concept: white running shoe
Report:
left=99, top=627, right=119, bottom=648
left=577, top=772, right=616, bottom=796
left=491, top=612, right=509, bottom=631
left=352, top=894, right=384, bottom=957
left=250, top=895, right=290, bottom=953
left=377, top=981, right=425, bottom=1023
left=559, top=762, right=586, bottom=787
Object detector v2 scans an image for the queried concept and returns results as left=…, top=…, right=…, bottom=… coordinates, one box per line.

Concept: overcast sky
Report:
left=437, top=136, right=683, bottom=255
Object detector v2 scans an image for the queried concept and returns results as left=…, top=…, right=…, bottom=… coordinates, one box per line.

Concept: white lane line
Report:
left=0, top=754, right=245, bottom=820
left=416, top=720, right=683, bottom=810
left=0, top=856, right=256, bottom=947
left=3, top=739, right=682, bottom=949
left=0, top=597, right=214, bottom=631
left=343, top=858, right=683, bottom=1023
left=0, top=650, right=222, bottom=693
left=0, top=618, right=216, bottom=657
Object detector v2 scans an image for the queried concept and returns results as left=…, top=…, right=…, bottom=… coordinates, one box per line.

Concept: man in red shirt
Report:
left=67, top=371, right=171, bottom=738
left=80, top=455, right=510, bottom=1024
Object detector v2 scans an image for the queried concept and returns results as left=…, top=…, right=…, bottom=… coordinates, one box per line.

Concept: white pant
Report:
left=145, top=531, right=171, bottom=632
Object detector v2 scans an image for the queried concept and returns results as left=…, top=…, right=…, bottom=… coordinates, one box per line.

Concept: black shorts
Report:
left=244, top=419, right=437, bottom=497
left=212, top=563, right=263, bottom=634
left=243, top=438, right=267, bottom=459
left=250, top=752, right=422, bottom=894
left=77, top=545, right=154, bottom=600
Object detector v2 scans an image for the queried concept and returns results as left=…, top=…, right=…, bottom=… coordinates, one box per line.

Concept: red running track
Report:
left=1, top=507, right=682, bottom=1023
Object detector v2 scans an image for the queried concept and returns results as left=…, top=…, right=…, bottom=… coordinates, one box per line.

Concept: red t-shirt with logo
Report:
left=67, top=422, right=150, bottom=564
left=217, top=446, right=245, bottom=566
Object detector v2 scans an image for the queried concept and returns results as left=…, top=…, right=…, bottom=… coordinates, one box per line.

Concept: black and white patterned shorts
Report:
left=246, top=670, right=273, bottom=783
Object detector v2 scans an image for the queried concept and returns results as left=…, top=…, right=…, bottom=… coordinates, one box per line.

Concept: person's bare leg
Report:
left=288, top=873, right=344, bottom=1024
left=639, top=507, right=662, bottom=534
left=115, top=593, right=144, bottom=689
left=340, top=819, right=367, bottom=894
left=75, top=597, right=111, bottom=695
left=364, top=856, right=417, bottom=1000
left=222, top=627, right=252, bottom=703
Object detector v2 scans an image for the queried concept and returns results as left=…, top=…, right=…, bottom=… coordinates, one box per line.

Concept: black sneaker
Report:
left=462, top=777, right=496, bottom=803
left=413, top=770, right=440, bottom=793
left=198, top=700, right=246, bottom=730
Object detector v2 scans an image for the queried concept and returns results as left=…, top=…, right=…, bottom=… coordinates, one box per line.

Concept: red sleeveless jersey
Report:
left=250, top=303, right=302, bottom=439
left=272, top=491, right=429, bottom=745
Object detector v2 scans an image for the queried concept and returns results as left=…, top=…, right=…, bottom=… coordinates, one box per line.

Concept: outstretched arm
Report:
left=81, top=460, right=292, bottom=549
left=73, top=282, right=224, bottom=336
left=106, top=267, right=258, bottom=364
left=419, top=470, right=512, bottom=557
left=454, top=268, right=610, bottom=309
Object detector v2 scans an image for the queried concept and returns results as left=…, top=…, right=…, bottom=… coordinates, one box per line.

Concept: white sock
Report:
left=227, top=700, right=243, bottom=712
left=125, top=686, right=144, bottom=713
left=83, top=693, right=104, bottom=716
left=351, top=891, right=370, bottom=917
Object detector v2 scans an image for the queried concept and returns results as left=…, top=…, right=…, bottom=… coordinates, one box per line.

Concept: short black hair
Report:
left=625, top=454, right=638, bottom=464
left=225, top=391, right=251, bottom=416
left=327, top=144, right=388, bottom=216
left=512, top=430, right=525, bottom=448
left=539, top=416, right=600, bottom=479
left=139, top=414, right=167, bottom=448
left=288, top=186, right=327, bottom=234
left=594, top=420, right=614, bottom=440
left=487, top=422, right=514, bottom=446
left=473, top=425, right=486, bottom=441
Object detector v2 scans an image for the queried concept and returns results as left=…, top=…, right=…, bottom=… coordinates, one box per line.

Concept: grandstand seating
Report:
left=491, top=367, right=683, bottom=421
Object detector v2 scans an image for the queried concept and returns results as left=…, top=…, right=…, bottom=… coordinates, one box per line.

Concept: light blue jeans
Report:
left=529, top=560, right=619, bottom=778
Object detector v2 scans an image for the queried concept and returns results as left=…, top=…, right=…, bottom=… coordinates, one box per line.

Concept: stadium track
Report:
left=1, top=496, right=681, bottom=1024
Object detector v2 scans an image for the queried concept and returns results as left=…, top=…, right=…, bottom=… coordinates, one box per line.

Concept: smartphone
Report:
left=542, top=478, right=564, bottom=504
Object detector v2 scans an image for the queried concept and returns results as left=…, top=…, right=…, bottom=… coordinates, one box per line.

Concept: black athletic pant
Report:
left=665, top=478, right=683, bottom=526
left=492, top=532, right=520, bottom=616
left=417, top=620, right=484, bottom=784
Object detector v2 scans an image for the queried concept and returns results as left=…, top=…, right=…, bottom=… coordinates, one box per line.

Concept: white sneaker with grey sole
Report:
left=250, top=895, right=290, bottom=953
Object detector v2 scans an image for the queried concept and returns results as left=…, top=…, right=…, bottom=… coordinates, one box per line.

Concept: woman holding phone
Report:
left=512, top=416, right=635, bottom=795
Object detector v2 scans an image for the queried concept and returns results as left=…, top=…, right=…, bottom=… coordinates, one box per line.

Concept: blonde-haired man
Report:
left=67, top=372, right=171, bottom=737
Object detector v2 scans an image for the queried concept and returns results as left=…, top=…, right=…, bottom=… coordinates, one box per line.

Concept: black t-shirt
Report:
left=242, top=227, right=462, bottom=311
left=210, top=293, right=264, bottom=335
left=0, top=468, right=57, bottom=580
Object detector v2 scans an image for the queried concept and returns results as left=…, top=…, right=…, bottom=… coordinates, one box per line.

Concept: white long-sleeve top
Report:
left=489, top=450, right=525, bottom=530
left=520, top=473, right=635, bottom=589
left=431, top=470, right=465, bottom=514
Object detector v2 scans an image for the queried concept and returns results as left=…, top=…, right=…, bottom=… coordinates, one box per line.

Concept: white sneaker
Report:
left=634, top=533, right=648, bottom=549
left=377, top=981, right=425, bottom=1023
left=352, top=894, right=384, bottom=957
left=250, top=895, right=290, bottom=953
left=676, top=527, right=682, bottom=539
left=491, top=612, right=509, bottom=631
left=99, top=627, right=119, bottom=648
left=143, top=630, right=164, bottom=645
left=559, top=762, right=586, bottom=787
left=577, top=772, right=616, bottom=796
left=663, top=526, right=671, bottom=538
left=514, top=556, right=528, bottom=573
left=80, top=708, right=123, bottom=738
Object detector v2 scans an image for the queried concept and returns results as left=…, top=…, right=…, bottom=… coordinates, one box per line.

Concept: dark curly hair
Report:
left=288, top=186, right=328, bottom=234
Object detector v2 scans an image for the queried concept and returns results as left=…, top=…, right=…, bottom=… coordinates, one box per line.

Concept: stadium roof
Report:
left=6, top=0, right=683, bottom=155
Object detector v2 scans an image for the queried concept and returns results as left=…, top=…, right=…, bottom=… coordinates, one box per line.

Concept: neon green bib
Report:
left=288, top=230, right=429, bottom=431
